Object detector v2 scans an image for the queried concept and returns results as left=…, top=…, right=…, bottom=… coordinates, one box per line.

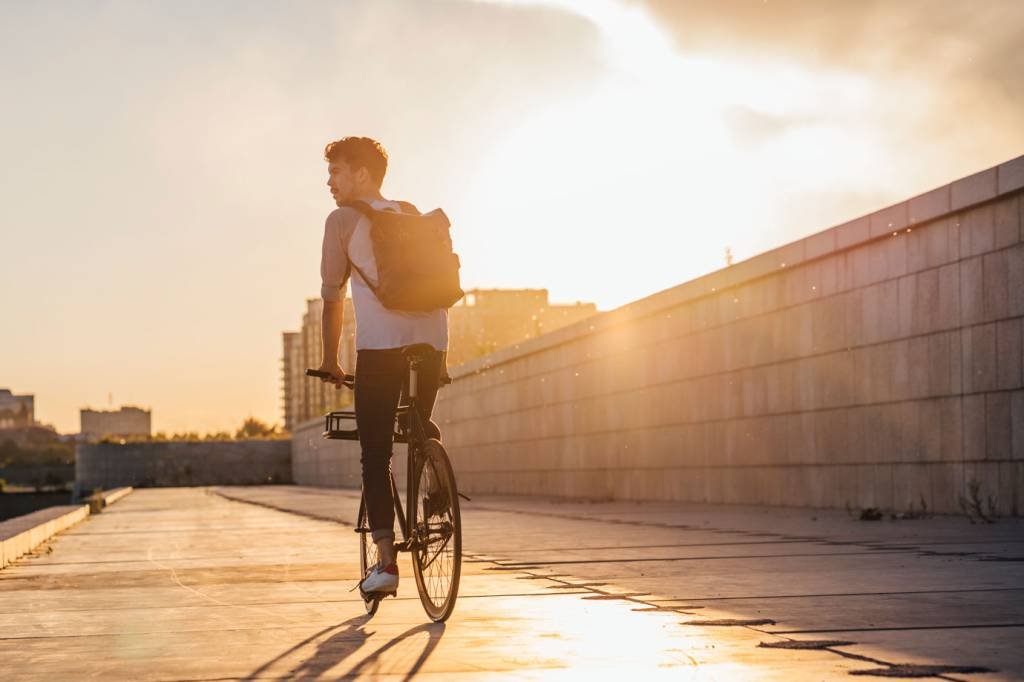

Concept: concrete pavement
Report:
left=2, top=485, right=1022, bottom=679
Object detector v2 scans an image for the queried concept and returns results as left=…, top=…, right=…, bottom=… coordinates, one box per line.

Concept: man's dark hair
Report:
left=324, top=136, right=389, bottom=188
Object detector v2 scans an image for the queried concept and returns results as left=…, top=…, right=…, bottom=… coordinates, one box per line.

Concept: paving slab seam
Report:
left=811, top=645, right=986, bottom=682
left=772, top=623, right=1024, bottom=635
left=210, top=488, right=358, bottom=526
left=0, top=589, right=595, bottom=618
left=469, top=504, right=1017, bottom=564
left=486, top=548, right=928, bottom=567
left=646, top=586, right=1024, bottom=603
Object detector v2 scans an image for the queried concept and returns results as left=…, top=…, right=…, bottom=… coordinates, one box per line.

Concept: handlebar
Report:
left=306, top=368, right=452, bottom=387
left=305, top=369, right=355, bottom=387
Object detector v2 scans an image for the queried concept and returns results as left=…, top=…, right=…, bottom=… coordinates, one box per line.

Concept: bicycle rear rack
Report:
left=323, top=408, right=409, bottom=443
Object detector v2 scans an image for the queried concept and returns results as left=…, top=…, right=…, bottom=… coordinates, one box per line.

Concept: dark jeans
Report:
left=355, top=348, right=443, bottom=543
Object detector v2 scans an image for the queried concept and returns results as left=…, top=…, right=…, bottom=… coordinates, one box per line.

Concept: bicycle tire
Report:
left=357, top=493, right=381, bottom=616
left=410, top=438, right=462, bottom=622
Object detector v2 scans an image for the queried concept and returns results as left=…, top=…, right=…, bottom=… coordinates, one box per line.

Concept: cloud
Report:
left=633, top=0, right=1024, bottom=146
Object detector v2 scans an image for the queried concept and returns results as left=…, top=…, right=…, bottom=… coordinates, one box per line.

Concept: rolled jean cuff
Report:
left=371, top=528, right=395, bottom=542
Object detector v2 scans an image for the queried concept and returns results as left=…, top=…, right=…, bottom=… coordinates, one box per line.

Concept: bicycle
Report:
left=305, top=343, right=462, bottom=622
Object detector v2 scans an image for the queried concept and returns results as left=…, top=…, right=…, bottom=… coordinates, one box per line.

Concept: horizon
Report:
left=2, top=0, right=1022, bottom=433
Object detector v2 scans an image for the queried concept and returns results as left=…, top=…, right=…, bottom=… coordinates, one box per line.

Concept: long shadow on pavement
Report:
left=341, top=622, right=446, bottom=680
left=243, top=614, right=445, bottom=680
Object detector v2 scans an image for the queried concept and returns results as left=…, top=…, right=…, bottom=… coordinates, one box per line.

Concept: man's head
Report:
left=324, top=136, right=388, bottom=205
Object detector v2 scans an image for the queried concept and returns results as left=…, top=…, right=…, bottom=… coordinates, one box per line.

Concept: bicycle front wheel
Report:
left=410, top=438, right=462, bottom=622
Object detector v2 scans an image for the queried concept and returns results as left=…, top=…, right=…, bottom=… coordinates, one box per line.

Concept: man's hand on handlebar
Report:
left=306, top=362, right=354, bottom=389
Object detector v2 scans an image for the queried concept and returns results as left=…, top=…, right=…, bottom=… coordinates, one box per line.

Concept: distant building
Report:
left=281, top=297, right=355, bottom=430
left=0, top=389, right=34, bottom=429
left=446, top=289, right=598, bottom=367
left=281, top=332, right=302, bottom=433
left=80, top=406, right=151, bottom=440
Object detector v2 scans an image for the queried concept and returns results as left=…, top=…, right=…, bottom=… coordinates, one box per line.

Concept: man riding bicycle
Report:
left=315, top=136, right=449, bottom=596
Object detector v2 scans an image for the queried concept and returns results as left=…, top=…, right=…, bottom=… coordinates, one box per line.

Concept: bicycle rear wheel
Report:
left=357, top=494, right=381, bottom=616
left=410, top=438, right=462, bottom=622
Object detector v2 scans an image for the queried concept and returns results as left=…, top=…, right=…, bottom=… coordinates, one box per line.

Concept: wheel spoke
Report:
left=418, top=528, right=452, bottom=572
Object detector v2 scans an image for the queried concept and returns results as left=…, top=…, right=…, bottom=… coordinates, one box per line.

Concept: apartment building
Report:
left=0, top=389, right=34, bottom=429
left=80, top=406, right=151, bottom=440
left=281, top=289, right=597, bottom=430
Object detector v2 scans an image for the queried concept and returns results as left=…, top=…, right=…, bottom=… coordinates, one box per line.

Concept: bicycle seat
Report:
left=401, top=343, right=437, bottom=360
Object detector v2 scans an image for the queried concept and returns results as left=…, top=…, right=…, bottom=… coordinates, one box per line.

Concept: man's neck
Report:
left=353, top=189, right=385, bottom=203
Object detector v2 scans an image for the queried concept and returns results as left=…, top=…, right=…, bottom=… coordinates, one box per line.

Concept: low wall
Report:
left=291, top=418, right=407, bottom=490
left=0, top=465, right=76, bottom=488
left=431, top=156, right=1024, bottom=515
left=76, top=441, right=291, bottom=489
left=1, top=504, right=89, bottom=569
left=1, top=487, right=133, bottom=569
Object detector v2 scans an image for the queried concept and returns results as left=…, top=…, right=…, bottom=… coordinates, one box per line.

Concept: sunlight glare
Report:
left=468, top=0, right=886, bottom=310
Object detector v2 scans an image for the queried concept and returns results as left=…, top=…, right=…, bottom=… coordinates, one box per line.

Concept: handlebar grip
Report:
left=305, top=369, right=355, bottom=385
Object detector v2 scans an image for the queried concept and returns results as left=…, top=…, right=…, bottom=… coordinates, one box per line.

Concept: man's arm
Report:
left=318, top=211, right=350, bottom=383
left=318, top=298, right=345, bottom=380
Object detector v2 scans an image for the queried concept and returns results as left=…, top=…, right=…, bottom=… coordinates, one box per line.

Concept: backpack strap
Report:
left=340, top=200, right=375, bottom=217
left=338, top=201, right=380, bottom=296
left=337, top=199, right=418, bottom=297
left=347, top=258, right=379, bottom=297
left=341, top=199, right=418, bottom=215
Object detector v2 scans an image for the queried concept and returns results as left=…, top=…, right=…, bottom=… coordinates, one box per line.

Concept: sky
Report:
left=1, top=0, right=1021, bottom=434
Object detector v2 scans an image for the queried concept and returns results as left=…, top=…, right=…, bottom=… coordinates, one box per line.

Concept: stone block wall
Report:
left=429, top=156, right=1024, bottom=515
left=292, top=417, right=408, bottom=491
left=76, top=441, right=291, bottom=489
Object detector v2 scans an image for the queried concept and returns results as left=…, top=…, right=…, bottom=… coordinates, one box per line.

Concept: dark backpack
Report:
left=342, top=200, right=465, bottom=313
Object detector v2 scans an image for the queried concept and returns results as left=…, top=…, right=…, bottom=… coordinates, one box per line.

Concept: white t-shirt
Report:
left=320, top=199, right=449, bottom=352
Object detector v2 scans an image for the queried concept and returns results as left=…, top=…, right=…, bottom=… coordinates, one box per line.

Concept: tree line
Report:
left=144, top=417, right=285, bottom=442
left=1, top=417, right=287, bottom=466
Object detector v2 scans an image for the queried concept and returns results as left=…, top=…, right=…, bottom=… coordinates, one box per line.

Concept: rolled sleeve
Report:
left=320, top=211, right=349, bottom=301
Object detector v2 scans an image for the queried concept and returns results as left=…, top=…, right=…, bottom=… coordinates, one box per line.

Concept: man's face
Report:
left=326, top=159, right=358, bottom=206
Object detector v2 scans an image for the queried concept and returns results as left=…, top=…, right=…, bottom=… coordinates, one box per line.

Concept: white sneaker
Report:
left=361, top=562, right=399, bottom=594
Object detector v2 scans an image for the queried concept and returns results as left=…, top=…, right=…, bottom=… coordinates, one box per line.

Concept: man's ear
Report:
left=354, top=165, right=372, bottom=188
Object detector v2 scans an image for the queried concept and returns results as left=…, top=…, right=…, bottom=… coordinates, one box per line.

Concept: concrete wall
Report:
left=76, top=441, right=291, bottom=489
left=292, top=417, right=408, bottom=491
left=433, top=157, right=1024, bottom=515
